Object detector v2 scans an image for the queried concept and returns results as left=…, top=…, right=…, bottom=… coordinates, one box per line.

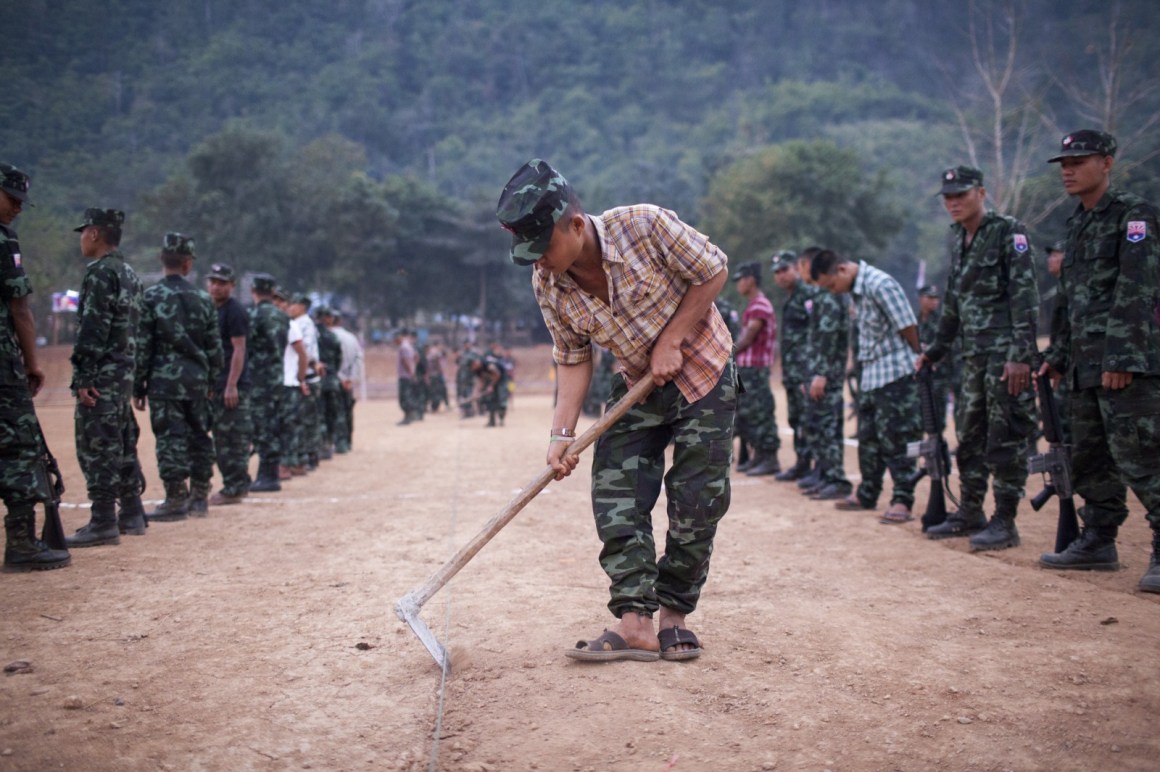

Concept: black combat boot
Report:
left=150, top=480, right=190, bottom=522
left=1039, top=524, right=1120, bottom=571
left=65, top=500, right=121, bottom=548
left=796, top=468, right=822, bottom=490
left=745, top=451, right=781, bottom=477
left=1139, top=527, right=1160, bottom=593
left=926, top=488, right=986, bottom=540
left=3, top=503, right=71, bottom=572
left=969, top=495, right=1021, bottom=551
left=249, top=460, right=282, bottom=493
left=118, top=494, right=147, bottom=535
left=188, top=480, right=211, bottom=517
left=775, top=456, right=811, bottom=482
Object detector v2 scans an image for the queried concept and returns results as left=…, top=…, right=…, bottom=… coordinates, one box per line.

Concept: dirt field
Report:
left=2, top=345, right=1158, bottom=771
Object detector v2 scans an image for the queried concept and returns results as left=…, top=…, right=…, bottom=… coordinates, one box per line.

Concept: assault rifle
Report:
left=34, top=424, right=68, bottom=551
left=1028, top=375, right=1079, bottom=553
left=907, top=363, right=954, bottom=532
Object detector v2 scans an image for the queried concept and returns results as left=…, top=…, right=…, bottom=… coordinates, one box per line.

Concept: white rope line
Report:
left=426, top=412, right=464, bottom=771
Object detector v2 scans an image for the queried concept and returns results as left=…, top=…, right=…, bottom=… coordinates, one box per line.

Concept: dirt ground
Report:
left=2, top=345, right=1158, bottom=771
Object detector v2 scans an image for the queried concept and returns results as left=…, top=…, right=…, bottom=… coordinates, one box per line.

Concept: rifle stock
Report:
left=909, top=364, right=950, bottom=532
left=1028, top=375, right=1079, bottom=553
left=34, top=424, right=68, bottom=551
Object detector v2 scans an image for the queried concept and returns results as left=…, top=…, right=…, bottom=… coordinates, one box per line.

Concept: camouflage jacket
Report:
left=71, top=250, right=143, bottom=395
left=247, top=300, right=289, bottom=392
left=919, top=307, right=959, bottom=388
left=927, top=211, right=1039, bottom=364
left=0, top=223, right=33, bottom=386
left=779, top=279, right=813, bottom=384
left=134, top=274, right=222, bottom=400
left=806, top=288, right=849, bottom=382
left=1045, top=187, right=1160, bottom=389
left=318, top=324, right=343, bottom=391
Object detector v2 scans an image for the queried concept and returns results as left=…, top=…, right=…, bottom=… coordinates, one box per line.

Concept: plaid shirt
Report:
left=736, top=291, right=776, bottom=368
left=533, top=205, right=731, bottom=403
left=851, top=261, right=918, bottom=391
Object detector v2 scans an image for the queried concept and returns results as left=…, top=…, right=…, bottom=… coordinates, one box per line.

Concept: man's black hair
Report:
left=810, top=249, right=848, bottom=282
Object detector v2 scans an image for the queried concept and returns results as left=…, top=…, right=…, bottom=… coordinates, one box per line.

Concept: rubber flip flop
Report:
left=658, top=625, right=702, bottom=661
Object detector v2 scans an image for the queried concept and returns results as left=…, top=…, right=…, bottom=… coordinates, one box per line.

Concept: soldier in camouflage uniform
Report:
left=68, top=209, right=148, bottom=546
left=315, top=305, right=343, bottom=459
left=206, top=262, right=252, bottom=505
left=771, top=251, right=813, bottom=481
left=499, top=159, right=734, bottom=661
left=813, top=249, right=922, bottom=523
left=1037, top=130, right=1160, bottom=592
left=731, top=261, right=780, bottom=476
left=276, top=288, right=309, bottom=477
left=247, top=274, right=289, bottom=491
left=1, top=164, right=71, bottom=571
left=916, top=286, right=951, bottom=436
left=800, top=259, right=853, bottom=500
left=1042, top=242, right=1071, bottom=444
left=424, top=339, right=450, bottom=412
left=134, top=233, right=223, bottom=519
left=918, top=166, right=1040, bottom=550
left=323, top=309, right=361, bottom=453
left=455, top=341, right=479, bottom=418
left=396, top=329, right=421, bottom=424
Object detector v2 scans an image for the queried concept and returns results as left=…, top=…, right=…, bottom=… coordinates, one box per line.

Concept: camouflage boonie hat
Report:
left=251, top=273, right=277, bottom=292
left=918, top=284, right=941, bottom=298
left=289, top=292, right=312, bottom=309
left=496, top=159, right=572, bottom=266
left=732, top=261, right=761, bottom=281
left=771, top=250, right=797, bottom=272
left=162, top=231, right=195, bottom=256
left=1048, top=130, right=1116, bottom=163
left=207, top=262, right=235, bottom=282
left=0, top=163, right=31, bottom=203
left=939, top=166, right=984, bottom=195
left=74, top=208, right=125, bottom=232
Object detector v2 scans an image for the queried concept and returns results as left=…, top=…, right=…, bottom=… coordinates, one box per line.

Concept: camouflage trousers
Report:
left=782, top=380, right=811, bottom=464
left=929, top=367, right=953, bottom=437
left=953, top=352, right=1036, bottom=511
left=320, top=384, right=345, bottom=449
left=280, top=386, right=305, bottom=466
left=250, top=384, right=283, bottom=466
left=427, top=374, right=449, bottom=411
left=591, top=360, right=736, bottom=618
left=301, top=381, right=322, bottom=460
left=213, top=390, right=252, bottom=496
left=735, top=366, right=780, bottom=454
left=804, top=381, right=849, bottom=485
left=75, top=391, right=144, bottom=504
left=338, top=386, right=355, bottom=450
left=1069, top=377, right=1160, bottom=528
left=854, top=375, right=921, bottom=508
left=149, top=397, right=215, bottom=485
left=0, top=384, right=46, bottom=506
left=398, top=377, right=423, bottom=417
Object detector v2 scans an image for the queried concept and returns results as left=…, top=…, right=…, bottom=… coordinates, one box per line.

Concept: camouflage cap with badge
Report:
left=771, top=250, right=797, bottom=272
left=1, top=162, right=31, bottom=204
left=496, top=159, right=573, bottom=266
left=1047, top=130, right=1117, bottom=163
left=939, top=166, right=984, bottom=196
left=74, top=208, right=125, bottom=232
left=162, top=231, right=195, bottom=256
left=732, top=261, right=761, bottom=281
left=207, top=262, right=235, bottom=282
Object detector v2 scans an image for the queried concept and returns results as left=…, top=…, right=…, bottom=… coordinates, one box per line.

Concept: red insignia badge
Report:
left=1127, top=221, right=1147, bottom=243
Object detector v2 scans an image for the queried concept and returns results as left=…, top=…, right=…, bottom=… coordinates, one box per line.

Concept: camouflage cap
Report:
left=918, top=284, right=941, bottom=298
left=207, top=262, right=235, bottom=282
left=771, top=250, right=797, bottom=272
left=272, top=286, right=288, bottom=301
left=313, top=304, right=331, bottom=317
left=1048, top=130, right=1116, bottom=163
left=1043, top=240, right=1066, bottom=254
left=251, top=272, right=277, bottom=292
left=289, top=292, right=312, bottom=309
left=939, top=166, right=984, bottom=195
left=732, top=261, right=761, bottom=281
left=162, top=231, right=195, bottom=256
left=73, top=208, right=125, bottom=232
left=0, top=163, right=31, bottom=203
left=496, top=159, right=572, bottom=266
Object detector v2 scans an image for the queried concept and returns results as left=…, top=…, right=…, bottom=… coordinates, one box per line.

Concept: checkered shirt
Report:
left=736, top=291, right=776, bottom=368
left=851, top=261, right=917, bottom=392
left=533, top=205, right=731, bottom=403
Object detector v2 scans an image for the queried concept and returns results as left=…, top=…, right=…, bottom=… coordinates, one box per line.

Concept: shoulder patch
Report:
left=12, top=251, right=21, bottom=268
left=1012, top=234, right=1029, bottom=253
left=1127, top=221, right=1147, bottom=243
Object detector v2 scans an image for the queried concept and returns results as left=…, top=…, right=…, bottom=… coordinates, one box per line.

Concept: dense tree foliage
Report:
left=4, top=0, right=1157, bottom=331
